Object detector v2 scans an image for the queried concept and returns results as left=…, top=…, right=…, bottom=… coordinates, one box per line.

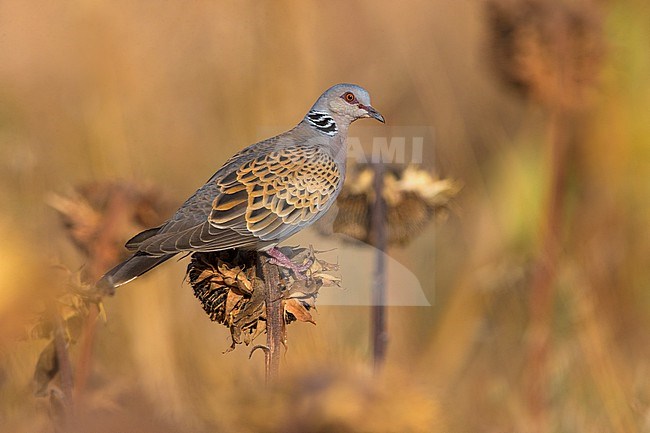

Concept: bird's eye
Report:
left=342, top=92, right=356, bottom=103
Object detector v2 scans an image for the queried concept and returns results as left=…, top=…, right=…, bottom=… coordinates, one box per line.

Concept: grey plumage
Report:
left=97, top=83, right=384, bottom=292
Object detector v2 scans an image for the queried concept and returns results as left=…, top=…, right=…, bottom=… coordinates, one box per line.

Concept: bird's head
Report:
left=310, top=83, right=385, bottom=125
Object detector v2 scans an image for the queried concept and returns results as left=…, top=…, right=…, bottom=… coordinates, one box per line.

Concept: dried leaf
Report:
left=29, top=321, right=53, bottom=340
left=284, top=299, right=315, bottom=325
left=313, top=272, right=342, bottom=286
left=225, top=290, right=244, bottom=326
left=65, top=314, right=84, bottom=343
left=33, top=341, right=58, bottom=397
left=289, top=280, right=321, bottom=297
left=315, top=258, right=339, bottom=273
left=97, top=301, right=107, bottom=322
left=197, top=268, right=215, bottom=284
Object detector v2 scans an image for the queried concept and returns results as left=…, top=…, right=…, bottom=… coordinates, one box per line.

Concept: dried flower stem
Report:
left=371, top=161, right=388, bottom=372
left=73, top=305, right=99, bottom=400
left=526, top=108, right=566, bottom=431
left=526, top=18, right=571, bottom=427
left=259, top=255, right=283, bottom=383
left=75, top=189, right=130, bottom=399
left=52, top=306, right=74, bottom=421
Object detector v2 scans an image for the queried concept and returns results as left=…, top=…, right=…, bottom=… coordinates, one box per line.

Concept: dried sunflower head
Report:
left=486, top=0, right=603, bottom=109
left=318, top=164, right=460, bottom=247
left=186, top=247, right=340, bottom=352
left=49, top=182, right=171, bottom=255
left=49, top=181, right=172, bottom=281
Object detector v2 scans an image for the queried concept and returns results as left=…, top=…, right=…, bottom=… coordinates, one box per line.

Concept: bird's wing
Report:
left=210, top=144, right=341, bottom=240
left=133, top=143, right=341, bottom=255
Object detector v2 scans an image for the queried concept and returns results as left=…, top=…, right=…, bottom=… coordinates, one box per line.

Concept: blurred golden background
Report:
left=1, top=0, right=649, bottom=432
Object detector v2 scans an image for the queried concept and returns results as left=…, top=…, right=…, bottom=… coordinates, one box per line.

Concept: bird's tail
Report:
left=96, top=252, right=176, bottom=294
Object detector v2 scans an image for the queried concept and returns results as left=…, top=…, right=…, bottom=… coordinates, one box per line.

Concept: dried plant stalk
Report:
left=30, top=181, right=172, bottom=425
left=315, top=163, right=458, bottom=372
left=259, top=257, right=282, bottom=382
left=485, top=1, right=605, bottom=427
left=370, top=162, right=388, bottom=373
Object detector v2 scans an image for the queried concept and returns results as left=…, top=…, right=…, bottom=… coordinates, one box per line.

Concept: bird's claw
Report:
left=266, top=247, right=313, bottom=280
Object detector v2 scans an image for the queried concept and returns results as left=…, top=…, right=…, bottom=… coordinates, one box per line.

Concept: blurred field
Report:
left=1, top=1, right=649, bottom=432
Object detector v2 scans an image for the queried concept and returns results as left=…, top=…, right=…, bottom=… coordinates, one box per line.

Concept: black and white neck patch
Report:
left=306, top=111, right=338, bottom=136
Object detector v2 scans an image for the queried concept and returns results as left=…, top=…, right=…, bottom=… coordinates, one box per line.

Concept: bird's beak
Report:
left=362, top=105, right=385, bottom=123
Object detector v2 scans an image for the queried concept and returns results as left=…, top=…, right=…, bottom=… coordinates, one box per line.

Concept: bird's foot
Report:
left=266, top=247, right=313, bottom=280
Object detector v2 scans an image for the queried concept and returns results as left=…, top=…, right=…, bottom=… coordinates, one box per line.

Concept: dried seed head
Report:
left=319, top=164, right=460, bottom=246
left=49, top=181, right=172, bottom=261
left=486, top=0, right=604, bottom=109
left=186, top=247, right=340, bottom=352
